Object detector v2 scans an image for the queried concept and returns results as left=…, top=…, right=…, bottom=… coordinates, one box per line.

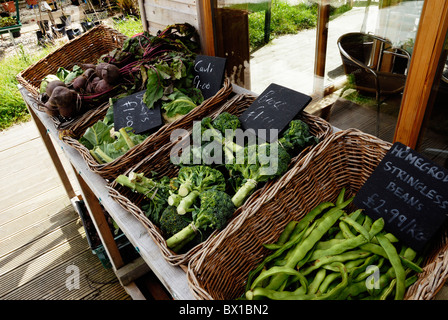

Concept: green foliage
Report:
left=143, top=52, right=204, bottom=115
left=249, top=0, right=352, bottom=51
left=0, top=45, right=56, bottom=131
left=249, top=1, right=317, bottom=50
left=79, top=105, right=148, bottom=163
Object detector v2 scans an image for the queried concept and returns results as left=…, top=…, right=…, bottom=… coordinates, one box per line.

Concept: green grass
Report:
left=249, top=1, right=352, bottom=51
left=0, top=45, right=56, bottom=131
left=110, top=15, right=144, bottom=37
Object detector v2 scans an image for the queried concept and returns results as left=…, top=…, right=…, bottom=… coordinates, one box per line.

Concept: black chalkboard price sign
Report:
left=239, top=83, right=312, bottom=143
left=354, top=142, right=448, bottom=252
left=113, top=90, right=163, bottom=134
left=193, top=55, right=227, bottom=100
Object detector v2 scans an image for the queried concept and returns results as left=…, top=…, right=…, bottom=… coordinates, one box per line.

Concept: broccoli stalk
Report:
left=173, top=165, right=226, bottom=215
left=118, top=127, right=135, bottom=149
left=115, top=172, right=170, bottom=224
left=228, top=142, right=291, bottom=207
left=166, top=190, right=235, bottom=252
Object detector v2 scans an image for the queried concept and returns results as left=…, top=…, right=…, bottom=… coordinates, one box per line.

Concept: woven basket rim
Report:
left=17, top=24, right=127, bottom=98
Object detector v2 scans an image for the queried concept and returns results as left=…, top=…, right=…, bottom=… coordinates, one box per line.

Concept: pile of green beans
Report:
left=244, top=189, right=423, bottom=300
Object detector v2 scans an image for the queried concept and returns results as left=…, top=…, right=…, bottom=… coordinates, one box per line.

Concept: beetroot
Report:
left=83, top=68, right=96, bottom=81
left=72, top=75, right=88, bottom=92
left=44, top=101, right=60, bottom=117
left=95, top=79, right=114, bottom=93
left=81, top=63, right=96, bottom=70
left=46, top=80, right=66, bottom=96
left=48, top=86, right=78, bottom=118
left=96, top=63, right=120, bottom=84
left=87, top=76, right=101, bottom=93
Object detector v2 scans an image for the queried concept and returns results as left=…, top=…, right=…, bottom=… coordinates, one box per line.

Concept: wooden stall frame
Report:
left=19, top=85, right=195, bottom=300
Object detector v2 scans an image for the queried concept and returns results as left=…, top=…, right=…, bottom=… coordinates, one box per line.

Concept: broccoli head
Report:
left=212, top=112, right=241, bottom=134
left=169, top=165, right=227, bottom=215
left=228, top=142, right=291, bottom=207
left=278, top=120, right=318, bottom=156
left=165, top=189, right=235, bottom=252
left=159, top=206, right=191, bottom=238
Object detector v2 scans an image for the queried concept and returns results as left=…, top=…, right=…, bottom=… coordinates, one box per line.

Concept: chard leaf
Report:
left=80, top=120, right=114, bottom=149
left=162, top=90, right=197, bottom=117
left=144, top=68, right=164, bottom=108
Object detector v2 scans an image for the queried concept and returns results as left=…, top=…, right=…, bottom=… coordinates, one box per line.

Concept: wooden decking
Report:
left=0, top=121, right=130, bottom=300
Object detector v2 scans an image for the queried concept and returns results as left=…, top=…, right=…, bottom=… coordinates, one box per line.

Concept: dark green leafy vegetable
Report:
left=169, top=165, right=226, bottom=215
left=115, top=172, right=172, bottom=225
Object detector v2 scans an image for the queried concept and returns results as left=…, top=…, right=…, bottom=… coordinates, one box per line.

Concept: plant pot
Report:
left=37, top=20, right=49, bottom=31
left=52, top=23, right=66, bottom=36
left=12, top=30, right=20, bottom=38
left=60, top=15, right=71, bottom=26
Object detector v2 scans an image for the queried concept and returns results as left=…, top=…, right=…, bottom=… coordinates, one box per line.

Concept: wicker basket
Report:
left=186, top=128, right=448, bottom=300
left=107, top=93, right=334, bottom=266
left=16, top=25, right=128, bottom=128
left=17, top=24, right=127, bottom=99
left=60, top=78, right=233, bottom=180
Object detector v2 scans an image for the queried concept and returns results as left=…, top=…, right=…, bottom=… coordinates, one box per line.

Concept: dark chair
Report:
left=337, top=32, right=411, bottom=136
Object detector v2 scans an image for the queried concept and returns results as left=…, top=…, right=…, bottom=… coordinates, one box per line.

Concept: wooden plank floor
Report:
left=0, top=121, right=130, bottom=300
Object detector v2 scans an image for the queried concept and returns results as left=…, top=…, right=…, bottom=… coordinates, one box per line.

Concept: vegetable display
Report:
left=114, top=110, right=319, bottom=253
left=115, top=166, right=235, bottom=253
left=79, top=103, right=148, bottom=164
left=177, top=112, right=318, bottom=207
left=244, top=189, right=423, bottom=300
left=39, top=23, right=203, bottom=122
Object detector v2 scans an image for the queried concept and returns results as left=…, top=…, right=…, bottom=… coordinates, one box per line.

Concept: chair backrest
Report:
left=338, top=32, right=398, bottom=93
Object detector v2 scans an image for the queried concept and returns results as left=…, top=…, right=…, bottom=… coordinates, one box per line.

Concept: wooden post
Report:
left=393, top=0, right=448, bottom=147
left=197, top=0, right=215, bottom=56
left=313, top=1, right=330, bottom=95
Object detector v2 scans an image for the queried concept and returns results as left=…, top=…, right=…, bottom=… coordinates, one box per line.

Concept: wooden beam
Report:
left=197, top=0, right=215, bottom=56
left=25, top=103, right=76, bottom=199
left=313, top=2, right=330, bottom=95
left=73, top=167, right=125, bottom=269
left=393, top=0, right=448, bottom=147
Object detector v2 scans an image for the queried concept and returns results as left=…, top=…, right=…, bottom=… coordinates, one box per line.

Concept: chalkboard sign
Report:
left=193, top=55, right=227, bottom=100
left=354, top=142, right=448, bottom=252
left=113, top=90, right=163, bottom=134
left=239, top=83, right=312, bottom=143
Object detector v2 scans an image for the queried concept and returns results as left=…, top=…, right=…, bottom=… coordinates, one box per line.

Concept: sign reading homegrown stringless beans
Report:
left=354, top=142, right=448, bottom=252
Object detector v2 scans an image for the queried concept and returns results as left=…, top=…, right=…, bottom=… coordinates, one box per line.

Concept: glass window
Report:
left=415, top=33, right=448, bottom=168
left=211, top=1, right=425, bottom=141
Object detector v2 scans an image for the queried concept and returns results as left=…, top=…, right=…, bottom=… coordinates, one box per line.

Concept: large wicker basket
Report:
left=17, top=24, right=127, bottom=99
left=186, top=129, right=448, bottom=300
left=17, top=25, right=128, bottom=127
left=107, top=93, right=334, bottom=266
left=60, top=78, right=233, bottom=180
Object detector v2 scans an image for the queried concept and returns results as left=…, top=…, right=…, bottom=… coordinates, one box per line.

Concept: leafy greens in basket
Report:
left=79, top=104, right=148, bottom=164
